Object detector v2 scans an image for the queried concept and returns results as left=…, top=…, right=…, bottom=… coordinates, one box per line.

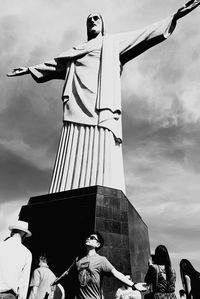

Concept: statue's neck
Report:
left=88, top=32, right=102, bottom=41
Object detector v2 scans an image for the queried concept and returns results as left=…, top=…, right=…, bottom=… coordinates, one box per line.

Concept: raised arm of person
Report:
left=51, top=269, right=69, bottom=286
left=51, top=258, right=77, bottom=286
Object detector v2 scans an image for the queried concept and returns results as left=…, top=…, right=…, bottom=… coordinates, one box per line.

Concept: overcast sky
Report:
left=1, top=0, right=200, bottom=295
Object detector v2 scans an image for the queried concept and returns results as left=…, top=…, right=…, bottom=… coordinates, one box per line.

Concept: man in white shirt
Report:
left=0, top=220, right=32, bottom=299
left=29, top=254, right=56, bottom=299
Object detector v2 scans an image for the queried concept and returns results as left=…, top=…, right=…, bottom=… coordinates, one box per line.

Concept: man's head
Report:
left=39, top=254, right=48, bottom=266
left=87, top=13, right=105, bottom=40
left=85, top=232, right=104, bottom=251
left=8, top=220, right=32, bottom=241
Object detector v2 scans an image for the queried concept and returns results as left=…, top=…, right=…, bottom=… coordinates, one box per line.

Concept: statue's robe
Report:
left=29, top=16, right=176, bottom=194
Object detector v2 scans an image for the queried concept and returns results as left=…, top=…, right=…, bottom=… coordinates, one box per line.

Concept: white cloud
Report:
left=0, top=138, right=52, bottom=170
left=0, top=199, right=25, bottom=240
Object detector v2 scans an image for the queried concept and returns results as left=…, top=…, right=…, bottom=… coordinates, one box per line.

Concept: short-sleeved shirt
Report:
left=29, top=266, right=56, bottom=299
left=75, top=254, right=114, bottom=299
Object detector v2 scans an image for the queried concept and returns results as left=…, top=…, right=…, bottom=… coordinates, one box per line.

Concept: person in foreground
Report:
left=115, top=274, right=141, bottom=299
left=180, top=259, right=200, bottom=299
left=0, top=220, right=32, bottom=299
left=145, top=245, right=177, bottom=299
left=29, top=254, right=56, bottom=299
left=52, top=232, right=146, bottom=299
left=7, top=0, right=200, bottom=195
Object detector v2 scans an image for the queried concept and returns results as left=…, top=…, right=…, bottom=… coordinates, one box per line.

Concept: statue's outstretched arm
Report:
left=174, top=0, right=200, bottom=20
left=7, top=58, right=66, bottom=83
left=7, top=67, right=29, bottom=77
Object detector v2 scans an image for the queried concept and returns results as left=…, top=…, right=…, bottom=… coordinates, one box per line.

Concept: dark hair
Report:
left=154, top=245, right=172, bottom=282
left=93, top=231, right=104, bottom=251
left=180, top=259, right=198, bottom=277
left=180, top=259, right=200, bottom=294
left=86, top=13, right=105, bottom=40
left=179, top=289, right=186, bottom=296
left=39, top=253, right=47, bottom=263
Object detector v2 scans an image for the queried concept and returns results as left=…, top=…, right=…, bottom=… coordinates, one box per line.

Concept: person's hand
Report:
left=51, top=281, right=56, bottom=287
left=132, top=282, right=147, bottom=292
left=175, top=0, right=200, bottom=20
left=7, top=67, right=29, bottom=77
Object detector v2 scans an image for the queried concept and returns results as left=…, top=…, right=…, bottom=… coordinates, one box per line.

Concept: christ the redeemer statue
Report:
left=7, top=0, right=200, bottom=194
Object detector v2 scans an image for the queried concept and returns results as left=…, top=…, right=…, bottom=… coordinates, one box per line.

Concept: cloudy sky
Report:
left=1, top=0, right=200, bottom=295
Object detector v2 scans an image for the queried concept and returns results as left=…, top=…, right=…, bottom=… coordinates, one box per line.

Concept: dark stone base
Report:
left=19, top=186, right=150, bottom=299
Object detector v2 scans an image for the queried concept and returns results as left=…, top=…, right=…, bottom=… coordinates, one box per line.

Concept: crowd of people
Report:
left=0, top=220, right=199, bottom=299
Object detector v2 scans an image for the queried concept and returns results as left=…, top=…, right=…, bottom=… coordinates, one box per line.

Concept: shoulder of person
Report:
left=90, top=253, right=103, bottom=259
left=149, top=264, right=158, bottom=271
left=148, top=264, right=161, bottom=276
left=98, top=254, right=106, bottom=259
left=99, top=255, right=111, bottom=263
left=22, top=244, right=32, bottom=259
left=33, top=267, right=41, bottom=275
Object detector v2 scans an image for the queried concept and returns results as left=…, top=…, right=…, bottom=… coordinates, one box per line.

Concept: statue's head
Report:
left=86, top=13, right=105, bottom=40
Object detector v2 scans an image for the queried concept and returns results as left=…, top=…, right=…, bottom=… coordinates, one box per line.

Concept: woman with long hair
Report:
left=180, top=259, right=200, bottom=299
left=145, top=245, right=177, bottom=299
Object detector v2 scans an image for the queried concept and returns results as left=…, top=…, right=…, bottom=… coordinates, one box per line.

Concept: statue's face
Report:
left=87, top=13, right=103, bottom=38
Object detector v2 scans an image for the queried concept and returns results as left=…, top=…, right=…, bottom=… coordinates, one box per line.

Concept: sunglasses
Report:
left=88, top=235, right=99, bottom=242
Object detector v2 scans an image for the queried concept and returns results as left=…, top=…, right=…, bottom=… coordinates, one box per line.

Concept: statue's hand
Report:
left=7, top=67, right=29, bottom=77
left=175, top=0, right=200, bottom=20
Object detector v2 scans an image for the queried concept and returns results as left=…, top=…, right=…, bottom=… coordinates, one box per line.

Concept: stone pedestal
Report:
left=19, top=186, right=150, bottom=299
